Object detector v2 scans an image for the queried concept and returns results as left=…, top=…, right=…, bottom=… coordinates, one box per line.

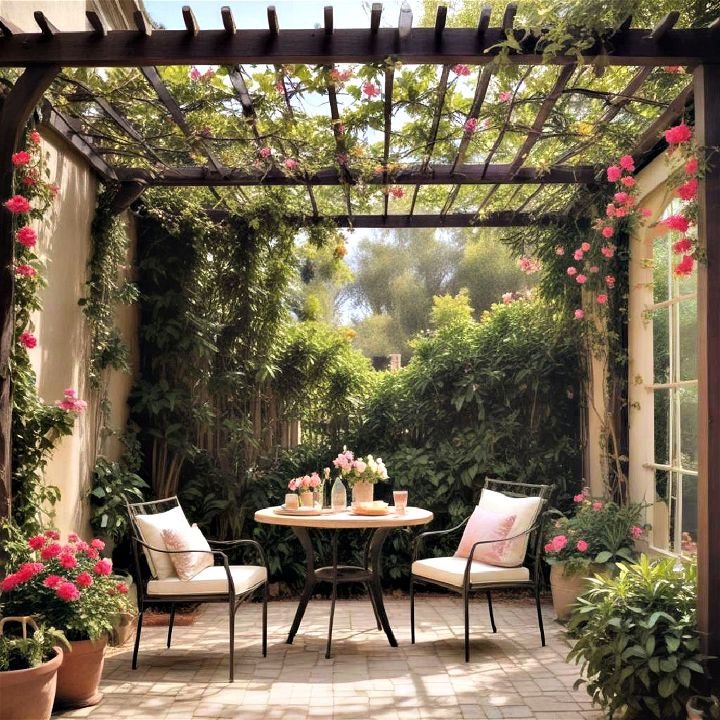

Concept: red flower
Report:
left=605, top=275, right=616, bottom=288
left=15, top=226, right=37, bottom=247
left=90, top=538, right=105, bottom=550
left=15, top=264, right=36, bottom=278
left=592, top=501, right=603, bottom=511
left=640, top=208, right=652, bottom=218
left=43, top=574, right=63, bottom=589
left=11, top=151, right=30, bottom=166
left=56, top=581, right=81, bottom=602
left=40, top=542, right=62, bottom=560
left=576, top=540, right=588, bottom=552
left=596, top=294, right=608, bottom=304
left=18, top=562, right=44, bottom=580
left=29, top=130, right=41, bottom=144
left=28, top=534, right=46, bottom=550
left=685, top=157, right=698, bottom=175
left=19, top=331, right=36, bottom=349
left=620, top=176, right=635, bottom=188
left=607, top=166, right=622, bottom=182
left=21, top=176, right=37, bottom=187
left=601, top=245, right=615, bottom=258
left=452, top=64, right=470, bottom=76
left=59, top=553, right=77, bottom=569
left=619, top=155, right=635, bottom=171
left=1, top=574, right=21, bottom=592
left=464, top=117, right=478, bottom=133
left=664, top=122, right=692, bottom=145
left=85, top=547, right=99, bottom=559
left=601, top=226, right=614, bottom=238
left=68, top=532, right=79, bottom=543
left=673, top=237, right=693, bottom=254
left=661, top=215, right=691, bottom=233
left=44, top=530, right=60, bottom=540
left=76, top=572, right=94, bottom=587
left=93, top=559, right=112, bottom=576
left=4, top=195, right=31, bottom=213
left=676, top=178, right=698, bottom=201
left=116, top=582, right=129, bottom=594
left=362, top=82, right=380, bottom=97
left=613, top=192, right=629, bottom=205
left=674, top=254, right=694, bottom=276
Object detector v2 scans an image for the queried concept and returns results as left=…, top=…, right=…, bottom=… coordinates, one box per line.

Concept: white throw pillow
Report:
left=162, top=523, right=214, bottom=581
left=135, top=505, right=191, bottom=579
left=477, top=488, right=543, bottom=567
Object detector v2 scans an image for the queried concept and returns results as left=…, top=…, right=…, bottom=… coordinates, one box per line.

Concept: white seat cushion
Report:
left=412, top=557, right=529, bottom=587
left=147, top=564, right=267, bottom=596
left=135, top=506, right=192, bottom=579
left=477, top=488, right=543, bottom=566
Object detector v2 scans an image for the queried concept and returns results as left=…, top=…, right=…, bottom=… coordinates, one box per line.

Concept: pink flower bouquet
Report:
left=332, top=449, right=388, bottom=487
left=288, top=472, right=321, bottom=495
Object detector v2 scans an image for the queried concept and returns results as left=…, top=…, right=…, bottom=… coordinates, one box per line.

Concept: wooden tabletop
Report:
left=254, top=506, right=433, bottom=529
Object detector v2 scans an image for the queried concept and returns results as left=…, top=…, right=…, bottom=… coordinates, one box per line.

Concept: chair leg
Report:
left=228, top=597, right=235, bottom=682
left=132, top=609, right=144, bottom=670
left=534, top=585, right=546, bottom=647
left=262, top=583, right=268, bottom=658
left=365, top=581, right=382, bottom=631
left=464, top=590, right=470, bottom=663
left=167, top=603, right=175, bottom=648
left=409, top=576, right=416, bottom=644
left=486, top=591, right=497, bottom=633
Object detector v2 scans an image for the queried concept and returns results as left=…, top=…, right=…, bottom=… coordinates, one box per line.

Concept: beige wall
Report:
left=0, top=0, right=138, bottom=31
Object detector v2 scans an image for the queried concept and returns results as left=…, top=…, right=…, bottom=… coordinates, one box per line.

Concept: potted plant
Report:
left=0, top=616, right=68, bottom=720
left=0, top=529, right=132, bottom=709
left=332, top=449, right=388, bottom=505
left=288, top=472, right=322, bottom=507
left=544, top=491, right=649, bottom=620
left=568, top=556, right=707, bottom=719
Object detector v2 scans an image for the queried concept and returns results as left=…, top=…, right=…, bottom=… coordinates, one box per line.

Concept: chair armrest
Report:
left=463, top=522, right=541, bottom=583
left=412, top=517, right=469, bottom=561
left=207, top=538, right=268, bottom=572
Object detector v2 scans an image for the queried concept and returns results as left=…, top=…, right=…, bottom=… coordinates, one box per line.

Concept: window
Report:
left=647, top=200, right=698, bottom=555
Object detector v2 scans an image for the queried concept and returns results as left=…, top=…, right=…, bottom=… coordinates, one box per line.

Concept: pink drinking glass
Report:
left=393, top=490, right=408, bottom=515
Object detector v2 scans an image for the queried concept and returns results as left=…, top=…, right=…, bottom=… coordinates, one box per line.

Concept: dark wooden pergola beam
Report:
left=382, top=65, right=395, bottom=217
left=631, top=82, right=693, bottom=158
left=1, top=28, right=719, bottom=67
left=326, top=64, right=352, bottom=215
left=115, top=163, right=597, bottom=187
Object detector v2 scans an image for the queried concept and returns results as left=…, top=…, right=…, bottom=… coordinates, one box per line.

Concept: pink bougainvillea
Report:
left=464, top=117, right=478, bottom=133
left=19, top=331, right=36, bottom=349
left=452, top=64, right=470, bottom=76
left=362, top=82, right=380, bottom=97
left=664, top=122, right=692, bottom=145
left=15, top=226, right=37, bottom=247
left=4, top=195, right=31, bottom=213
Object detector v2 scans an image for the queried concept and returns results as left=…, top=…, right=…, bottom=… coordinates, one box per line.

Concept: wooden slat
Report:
left=477, top=6, right=492, bottom=34
left=324, top=6, right=333, bottom=35
left=133, top=10, right=152, bottom=37
left=0, top=29, right=719, bottom=67
left=515, top=185, right=543, bottom=212
left=34, top=11, right=59, bottom=37
left=435, top=6, right=447, bottom=35
left=110, top=180, right=147, bottom=214
left=221, top=6, right=236, bottom=34
left=398, top=1, right=412, bottom=40
left=649, top=11, right=679, bottom=40
left=182, top=6, right=200, bottom=36
left=382, top=66, right=395, bottom=217
left=476, top=184, right=499, bottom=212
left=0, top=16, right=22, bottom=37
left=370, top=3, right=382, bottom=33
left=227, top=66, right=263, bottom=142
left=630, top=82, right=693, bottom=157
left=115, top=163, right=596, bottom=187
left=502, top=3, right=517, bottom=30
left=451, top=67, right=493, bottom=173
left=267, top=6, right=279, bottom=35
left=85, top=11, right=107, bottom=37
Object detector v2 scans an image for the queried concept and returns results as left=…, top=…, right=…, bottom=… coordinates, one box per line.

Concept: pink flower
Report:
left=354, top=460, right=367, bottom=474
left=275, top=81, right=284, bottom=93
left=387, top=186, right=404, bottom=198
left=116, top=582, right=129, bottom=594
left=576, top=274, right=587, bottom=285
left=596, top=294, right=608, bottom=305
left=620, top=176, right=635, bottom=188
left=676, top=178, right=698, bottom=201
left=605, top=275, right=616, bottom=288
left=606, top=204, right=616, bottom=217
left=68, top=532, right=79, bottom=543
left=614, top=192, right=629, bottom=205
left=189, top=67, right=202, bottom=80
left=43, top=574, right=62, bottom=589
left=56, top=581, right=81, bottom=602
left=664, top=122, right=692, bottom=145
left=40, top=542, right=62, bottom=560
left=59, top=553, right=77, bottom=569
left=544, top=542, right=554, bottom=553
left=518, top=256, right=540, bottom=274
left=21, top=176, right=36, bottom=187
left=674, top=255, right=694, bottom=276
left=592, top=501, right=603, bottom=511
left=640, top=208, right=652, bottom=218
left=45, top=530, right=60, bottom=540
left=259, top=147, right=272, bottom=158
left=601, top=245, right=615, bottom=258
left=664, top=66, right=683, bottom=73
left=630, top=526, right=643, bottom=539
left=607, top=166, right=622, bottom=182
left=93, top=559, right=112, bottom=576
left=4, top=195, right=31, bottom=213
left=464, top=117, right=478, bottom=133
left=15, top=264, right=36, bottom=278
left=576, top=540, right=588, bottom=552
left=29, top=131, right=41, bottom=144
left=615, top=207, right=627, bottom=218
left=481, top=117, right=492, bottom=129
left=63, top=388, right=77, bottom=400
left=551, top=535, right=568, bottom=551
left=573, top=249, right=584, bottom=261
left=1, top=574, right=21, bottom=591
left=28, top=534, right=46, bottom=550
left=19, top=331, right=36, bottom=349
left=18, top=562, right=44, bottom=581
left=685, top=157, right=698, bottom=175
left=90, top=538, right=105, bottom=550
left=673, top=238, right=693, bottom=254
left=589, top=265, right=599, bottom=273
left=619, top=155, right=634, bottom=171
left=502, top=292, right=513, bottom=304
left=573, top=493, right=584, bottom=502
left=581, top=242, right=591, bottom=252
left=601, top=226, right=614, bottom=238
left=661, top=215, right=691, bottom=233
left=452, top=64, right=470, bottom=76
left=555, top=246, right=565, bottom=256
left=15, top=226, right=37, bottom=247
left=76, top=572, right=93, bottom=587
left=566, top=266, right=577, bottom=276
left=498, top=91, right=512, bottom=103
left=283, top=158, right=299, bottom=171
left=49, top=184, right=60, bottom=197
left=574, top=309, right=584, bottom=319
left=362, top=82, right=380, bottom=97
left=202, top=68, right=215, bottom=80
left=11, top=151, right=30, bottom=166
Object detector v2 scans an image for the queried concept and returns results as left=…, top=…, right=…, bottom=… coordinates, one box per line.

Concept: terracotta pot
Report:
left=352, top=481, right=374, bottom=505
left=54, top=636, right=107, bottom=709
left=549, top=563, right=608, bottom=621
left=110, top=611, right=137, bottom=647
left=0, top=646, right=63, bottom=720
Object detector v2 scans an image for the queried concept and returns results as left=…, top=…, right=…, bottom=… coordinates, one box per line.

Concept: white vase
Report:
left=299, top=491, right=314, bottom=508
left=352, top=482, right=373, bottom=506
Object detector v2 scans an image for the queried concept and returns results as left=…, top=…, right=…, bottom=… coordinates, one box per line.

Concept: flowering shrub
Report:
left=0, top=530, right=130, bottom=641
left=544, top=491, right=649, bottom=576
left=332, top=449, right=388, bottom=487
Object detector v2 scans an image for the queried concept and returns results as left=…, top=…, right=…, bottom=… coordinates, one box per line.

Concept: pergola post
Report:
left=0, top=64, right=59, bottom=518
left=694, top=62, right=720, bottom=664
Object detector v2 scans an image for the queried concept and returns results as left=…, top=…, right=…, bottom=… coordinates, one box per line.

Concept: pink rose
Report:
left=259, top=147, right=272, bottom=158
left=544, top=542, right=554, bottom=553
left=605, top=275, right=616, bottom=288
left=15, top=264, right=36, bottom=278
left=283, top=158, right=299, bottom=171
left=581, top=242, right=591, bottom=252
left=452, top=64, right=470, bottom=76
left=613, top=192, right=629, bottom=205
left=620, top=176, right=635, bottom=188
left=685, top=157, right=698, bottom=175
left=43, top=574, right=63, bottom=589
left=354, top=460, right=367, bottom=474
left=640, top=208, right=652, bottom=218
left=607, top=166, right=622, bottom=182
left=589, top=266, right=599, bottom=273
left=116, top=581, right=129, bottom=594
left=573, top=249, right=584, bottom=261
left=464, top=117, right=478, bottom=133
left=576, top=540, right=588, bottom=552
left=601, top=226, right=614, bottom=238
left=40, top=543, right=62, bottom=560
left=661, top=215, right=691, bottom=233
left=90, top=538, right=105, bottom=550
left=93, top=559, right=112, bottom=576
left=606, top=204, right=616, bottom=217
left=502, top=292, right=513, bottom=304
left=674, top=255, right=694, bottom=276
left=592, top=501, right=603, bottom=511
left=566, top=266, right=577, bottom=276
left=601, top=245, right=615, bottom=258
left=551, top=535, right=568, bottom=551
left=29, top=131, right=41, bottom=144
left=619, top=155, right=635, bottom=171
left=676, top=178, right=698, bottom=201
left=596, top=294, right=608, bottom=304
left=630, top=526, right=643, bottom=539
left=499, top=91, right=512, bottom=103
left=576, top=274, right=587, bottom=285
left=28, top=534, right=46, bottom=550
left=574, top=309, right=584, bottom=320
left=59, top=553, right=77, bottom=569
left=573, top=493, right=584, bottom=502
left=673, top=238, right=693, bottom=254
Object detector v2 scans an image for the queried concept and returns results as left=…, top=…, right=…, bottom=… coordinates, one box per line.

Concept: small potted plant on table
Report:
left=332, top=449, right=388, bottom=505
left=544, top=491, right=649, bottom=620
left=0, top=530, right=132, bottom=709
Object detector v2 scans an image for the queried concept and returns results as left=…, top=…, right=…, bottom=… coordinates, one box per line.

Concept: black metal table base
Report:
left=286, top=525, right=398, bottom=658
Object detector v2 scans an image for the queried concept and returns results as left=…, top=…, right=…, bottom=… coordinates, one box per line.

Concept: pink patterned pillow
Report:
left=454, top=507, right=516, bottom=564
left=161, top=524, right=214, bottom=581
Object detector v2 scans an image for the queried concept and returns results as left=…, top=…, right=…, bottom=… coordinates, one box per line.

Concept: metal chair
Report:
left=410, top=478, right=552, bottom=662
left=127, top=497, right=268, bottom=682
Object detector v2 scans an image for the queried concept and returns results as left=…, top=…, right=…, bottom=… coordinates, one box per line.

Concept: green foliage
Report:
left=568, top=557, right=707, bottom=719
left=430, top=289, right=474, bottom=329
left=0, top=619, right=68, bottom=672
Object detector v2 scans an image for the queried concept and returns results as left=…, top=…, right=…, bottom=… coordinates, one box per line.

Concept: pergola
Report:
left=0, top=0, right=718, bottom=667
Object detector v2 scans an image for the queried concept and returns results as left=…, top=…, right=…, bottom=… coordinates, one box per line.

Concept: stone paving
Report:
left=55, top=595, right=603, bottom=720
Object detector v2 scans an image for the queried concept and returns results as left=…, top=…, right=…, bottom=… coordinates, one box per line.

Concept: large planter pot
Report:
left=549, top=563, right=608, bottom=621
left=0, top=646, right=63, bottom=720
left=687, top=696, right=720, bottom=720
left=110, top=611, right=137, bottom=647
left=352, top=481, right=374, bottom=505
left=54, top=636, right=107, bottom=709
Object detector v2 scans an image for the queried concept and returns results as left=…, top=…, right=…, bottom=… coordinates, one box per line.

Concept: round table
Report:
left=254, top=506, right=433, bottom=658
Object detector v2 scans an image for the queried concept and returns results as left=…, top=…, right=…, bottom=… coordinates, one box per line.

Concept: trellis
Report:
left=0, top=1, right=718, bottom=671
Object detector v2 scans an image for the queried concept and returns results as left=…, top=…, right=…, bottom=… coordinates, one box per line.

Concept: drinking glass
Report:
left=393, top=490, right=408, bottom=515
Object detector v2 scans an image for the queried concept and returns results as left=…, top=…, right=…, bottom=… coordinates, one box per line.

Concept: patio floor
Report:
left=55, top=595, right=602, bottom=720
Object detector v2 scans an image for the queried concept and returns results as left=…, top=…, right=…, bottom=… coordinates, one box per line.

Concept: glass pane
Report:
left=653, top=469, right=671, bottom=551
left=654, top=388, right=670, bottom=466
left=680, top=473, right=698, bottom=556
left=679, top=297, right=697, bottom=381
left=653, top=235, right=670, bottom=304
left=652, top=305, right=670, bottom=384
left=676, top=253, right=697, bottom=296
left=679, top=384, right=698, bottom=471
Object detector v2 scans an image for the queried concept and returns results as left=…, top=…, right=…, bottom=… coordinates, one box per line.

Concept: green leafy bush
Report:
left=0, top=618, right=68, bottom=671
left=568, top=556, right=706, bottom=719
